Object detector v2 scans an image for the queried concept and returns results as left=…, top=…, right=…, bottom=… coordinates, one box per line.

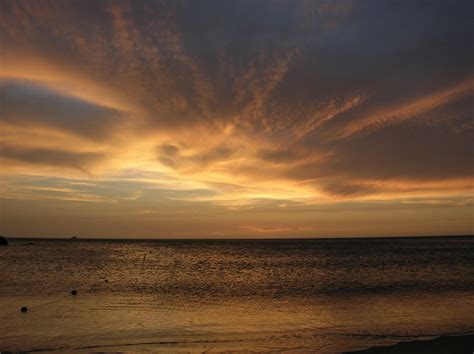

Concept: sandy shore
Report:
left=348, top=334, right=474, bottom=353
left=1, top=334, right=473, bottom=353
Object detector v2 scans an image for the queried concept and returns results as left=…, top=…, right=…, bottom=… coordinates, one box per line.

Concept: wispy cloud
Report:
left=240, top=225, right=314, bottom=233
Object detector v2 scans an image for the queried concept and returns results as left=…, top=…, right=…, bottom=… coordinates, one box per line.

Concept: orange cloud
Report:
left=1, top=0, right=472, bottom=237
left=332, top=78, right=474, bottom=140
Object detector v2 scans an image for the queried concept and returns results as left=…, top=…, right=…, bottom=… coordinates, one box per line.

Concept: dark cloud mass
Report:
left=0, top=0, right=473, bottom=237
left=0, top=80, right=125, bottom=139
left=0, top=144, right=105, bottom=172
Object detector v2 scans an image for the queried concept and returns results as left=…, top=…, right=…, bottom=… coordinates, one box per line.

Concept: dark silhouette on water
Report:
left=0, top=236, right=8, bottom=246
left=71, top=290, right=77, bottom=295
left=70, top=236, right=78, bottom=240
left=20, top=306, right=28, bottom=313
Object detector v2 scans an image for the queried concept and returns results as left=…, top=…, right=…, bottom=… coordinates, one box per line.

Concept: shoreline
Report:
left=347, top=333, right=474, bottom=353
left=1, top=331, right=473, bottom=353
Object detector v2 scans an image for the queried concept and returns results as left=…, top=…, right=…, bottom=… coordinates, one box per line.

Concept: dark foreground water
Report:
left=0, top=237, right=473, bottom=352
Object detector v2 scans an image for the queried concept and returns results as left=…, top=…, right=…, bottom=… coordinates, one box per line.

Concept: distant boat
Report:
left=0, top=236, right=8, bottom=246
left=70, top=236, right=78, bottom=240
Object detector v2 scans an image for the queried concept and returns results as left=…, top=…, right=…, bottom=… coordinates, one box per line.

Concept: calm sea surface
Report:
left=0, top=237, right=473, bottom=352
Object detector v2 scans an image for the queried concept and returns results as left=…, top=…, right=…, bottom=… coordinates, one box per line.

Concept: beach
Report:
left=348, top=334, right=474, bottom=353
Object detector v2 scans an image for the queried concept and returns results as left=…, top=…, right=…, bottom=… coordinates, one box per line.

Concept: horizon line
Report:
left=3, top=234, right=473, bottom=241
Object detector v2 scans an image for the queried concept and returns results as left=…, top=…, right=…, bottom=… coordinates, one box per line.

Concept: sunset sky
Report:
left=0, top=0, right=473, bottom=238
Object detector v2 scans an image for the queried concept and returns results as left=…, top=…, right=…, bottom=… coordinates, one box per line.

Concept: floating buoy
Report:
left=0, top=236, right=8, bottom=246
left=20, top=306, right=28, bottom=312
left=104, top=279, right=108, bottom=283
left=71, top=290, right=77, bottom=295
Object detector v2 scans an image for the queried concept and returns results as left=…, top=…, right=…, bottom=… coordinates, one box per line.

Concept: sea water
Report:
left=0, top=237, right=473, bottom=352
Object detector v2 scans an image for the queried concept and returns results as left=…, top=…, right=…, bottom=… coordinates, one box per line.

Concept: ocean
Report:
left=0, top=237, right=473, bottom=352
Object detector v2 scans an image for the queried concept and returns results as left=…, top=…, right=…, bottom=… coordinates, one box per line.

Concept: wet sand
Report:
left=18, top=333, right=473, bottom=353
left=348, top=334, right=474, bottom=354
